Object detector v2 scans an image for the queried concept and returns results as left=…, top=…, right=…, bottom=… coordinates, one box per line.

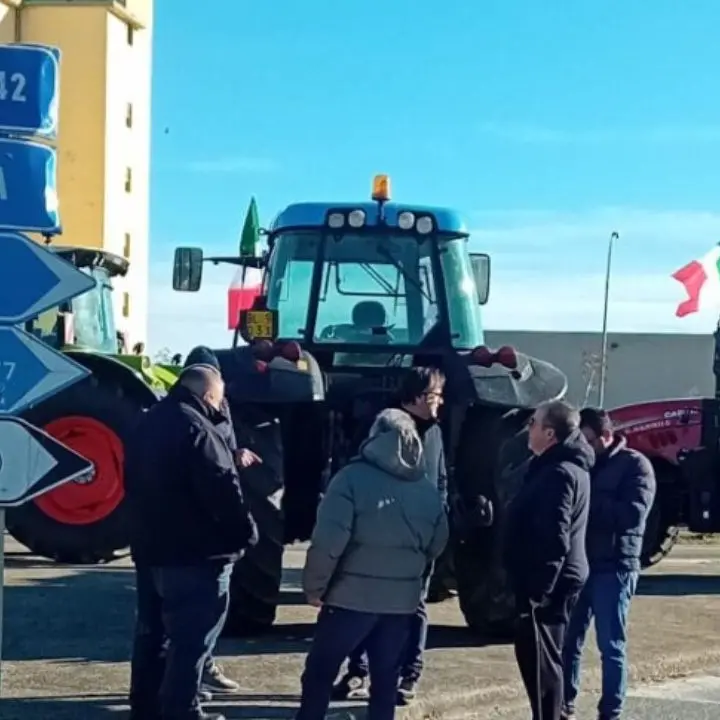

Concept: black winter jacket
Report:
left=504, top=430, right=593, bottom=611
left=125, top=384, right=258, bottom=566
left=586, top=435, right=656, bottom=572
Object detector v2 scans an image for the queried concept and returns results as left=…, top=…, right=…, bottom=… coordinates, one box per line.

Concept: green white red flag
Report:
left=672, top=243, right=720, bottom=317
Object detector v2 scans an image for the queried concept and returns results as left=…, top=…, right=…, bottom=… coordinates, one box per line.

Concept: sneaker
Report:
left=396, top=677, right=418, bottom=706
left=560, top=709, right=576, bottom=720
left=200, top=662, right=240, bottom=695
left=330, top=673, right=370, bottom=700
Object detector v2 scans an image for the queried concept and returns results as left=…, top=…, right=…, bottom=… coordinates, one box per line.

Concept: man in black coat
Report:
left=180, top=347, right=261, bottom=699
left=127, top=365, right=258, bottom=720
left=504, top=400, right=593, bottom=720
left=561, top=408, right=656, bottom=720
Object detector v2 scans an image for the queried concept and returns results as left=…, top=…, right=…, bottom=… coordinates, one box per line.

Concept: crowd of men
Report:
left=125, top=353, right=656, bottom=720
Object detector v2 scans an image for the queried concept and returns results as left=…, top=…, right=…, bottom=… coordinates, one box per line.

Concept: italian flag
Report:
left=672, top=244, right=720, bottom=317
left=227, top=197, right=263, bottom=329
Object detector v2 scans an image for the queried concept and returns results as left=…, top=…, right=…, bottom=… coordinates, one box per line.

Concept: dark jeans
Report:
left=296, top=606, right=412, bottom=720
left=348, top=572, right=431, bottom=682
left=562, top=569, right=639, bottom=720
left=514, top=591, right=579, bottom=720
left=129, top=560, right=233, bottom=719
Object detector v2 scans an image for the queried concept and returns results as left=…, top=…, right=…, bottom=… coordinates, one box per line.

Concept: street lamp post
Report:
left=598, top=231, right=619, bottom=407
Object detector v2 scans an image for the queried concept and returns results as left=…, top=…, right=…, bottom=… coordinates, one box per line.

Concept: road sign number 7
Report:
left=0, top=361, right=16, bottom=381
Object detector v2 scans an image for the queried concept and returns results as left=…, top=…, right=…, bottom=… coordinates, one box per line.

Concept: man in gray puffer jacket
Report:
left=295, top=408, right=449, bottom=720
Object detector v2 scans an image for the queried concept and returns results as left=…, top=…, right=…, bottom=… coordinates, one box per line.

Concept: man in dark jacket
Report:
left=504, top=400, right=593, bottom=720
left=561, top=408, right=656, bottom=720
left=333, top=366, right=448, bottom=705
left=127, top=365, right=258, bottom=720
left=181, top=349, right=261, bottom=699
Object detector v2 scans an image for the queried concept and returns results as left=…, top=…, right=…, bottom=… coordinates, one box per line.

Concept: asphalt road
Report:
left=3, top=536, right=720, bottom=719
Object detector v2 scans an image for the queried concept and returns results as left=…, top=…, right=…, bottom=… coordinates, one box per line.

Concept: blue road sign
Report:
left=0, top=327, right=89, bottom=415
left=0, top=138, right=59, bottom=233
left=0, top=232, right=96, bottom=324
left=0, top=44, right=60, bottom=138
left=0, top=416, right=93, bottom=507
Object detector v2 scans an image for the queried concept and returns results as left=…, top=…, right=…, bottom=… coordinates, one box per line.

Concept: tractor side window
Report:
left=27, top=308, right=61, bottom=346
left=439, top=237, right=484, bottom=349
left=265, top=232, right=315, bottom=339
left=71, top=268, right=118, bottom=354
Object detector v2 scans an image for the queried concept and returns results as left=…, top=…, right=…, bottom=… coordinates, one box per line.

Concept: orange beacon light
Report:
left=371, top=174, right=391, bottom=202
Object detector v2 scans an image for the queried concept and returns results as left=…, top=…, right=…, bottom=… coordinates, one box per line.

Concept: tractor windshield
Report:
left=26, top=266, right=118, bottom=354
left=265, top=231, right=484, bottom=350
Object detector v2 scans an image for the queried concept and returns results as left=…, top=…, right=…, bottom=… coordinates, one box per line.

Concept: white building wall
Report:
left=485, top=330, right=714, bottom=409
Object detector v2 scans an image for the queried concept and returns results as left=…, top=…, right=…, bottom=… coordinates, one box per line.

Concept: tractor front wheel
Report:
left=7, top=380, right=138, bottom=563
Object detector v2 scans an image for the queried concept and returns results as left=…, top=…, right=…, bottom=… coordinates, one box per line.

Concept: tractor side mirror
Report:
left=173, top=247, right=204, bottom=292
left=469, top=253, right=491, bottom=305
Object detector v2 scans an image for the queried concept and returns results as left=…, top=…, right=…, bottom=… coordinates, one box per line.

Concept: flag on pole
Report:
left=672, top=243, right=720, bottom=317
left=240, top=197, right=260, bottom=257
left=228, top=198, right=263, bottom=329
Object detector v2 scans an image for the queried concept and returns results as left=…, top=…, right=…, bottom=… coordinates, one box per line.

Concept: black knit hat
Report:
left=184, top=345, right=220, bottom=371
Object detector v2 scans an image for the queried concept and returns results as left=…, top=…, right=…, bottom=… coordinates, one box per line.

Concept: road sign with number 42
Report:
left=0, top=43, right=60, bottom=138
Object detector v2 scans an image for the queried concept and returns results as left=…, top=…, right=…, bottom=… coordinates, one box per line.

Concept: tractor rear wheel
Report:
left=7, top=379, right=137, bottom=563
left=222, top=409, right=285, bottom=637
left=641, top=463, right=681, bottom=568
left=453, top=408, right=531, bottom=638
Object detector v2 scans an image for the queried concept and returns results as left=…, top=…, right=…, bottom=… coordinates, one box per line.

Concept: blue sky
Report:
left=147, top=0, right=720, bottom=352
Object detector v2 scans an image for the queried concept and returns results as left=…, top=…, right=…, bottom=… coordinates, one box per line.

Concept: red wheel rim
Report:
left=34, top=416, right=125, bottom=525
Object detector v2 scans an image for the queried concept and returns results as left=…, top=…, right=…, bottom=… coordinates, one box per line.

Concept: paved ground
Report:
left=2, top=536, right=720, bottom=719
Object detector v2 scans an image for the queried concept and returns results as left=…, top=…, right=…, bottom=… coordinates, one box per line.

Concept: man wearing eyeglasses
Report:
left=504, top=400, right=593, bottom=720
left=332, top=367, right=448, bottom=706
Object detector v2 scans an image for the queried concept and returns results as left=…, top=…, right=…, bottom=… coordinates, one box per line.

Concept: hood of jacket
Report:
left=359, top=408, right=426, bottom=482
left=532, top=428, right=596, bottom=474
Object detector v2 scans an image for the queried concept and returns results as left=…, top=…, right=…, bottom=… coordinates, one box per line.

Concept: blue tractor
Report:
left=172, top=175, right=568, bottom=636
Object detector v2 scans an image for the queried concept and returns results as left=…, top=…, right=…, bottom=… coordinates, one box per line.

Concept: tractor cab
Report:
left=25, top=246, right=127, bottom=355
left=174, top=175, right=490, bottom=367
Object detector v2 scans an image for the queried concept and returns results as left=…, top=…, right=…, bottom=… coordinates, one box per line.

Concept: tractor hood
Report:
left=443, top=349, right=568, bottom=410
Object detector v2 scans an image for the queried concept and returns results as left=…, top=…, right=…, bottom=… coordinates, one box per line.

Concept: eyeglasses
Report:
left=423, top=391, right=443, bottom=400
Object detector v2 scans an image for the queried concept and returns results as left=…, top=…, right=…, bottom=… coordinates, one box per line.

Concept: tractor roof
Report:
left=269, top=201, right=469, bottom=235
left=50, top=245, right=130, bottom=278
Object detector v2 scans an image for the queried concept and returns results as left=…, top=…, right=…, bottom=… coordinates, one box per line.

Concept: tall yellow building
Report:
left=0, top=0, right=153, bottom=347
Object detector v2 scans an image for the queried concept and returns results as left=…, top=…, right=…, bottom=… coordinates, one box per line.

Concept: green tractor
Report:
left=171, top=176, right=569, bottom=636
left=6, top=245, right=179, bottom=564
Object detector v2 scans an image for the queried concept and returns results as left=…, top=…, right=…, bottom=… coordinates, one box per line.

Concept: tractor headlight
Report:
left=328, top=212, right=345, bottom=229
left=416, top=216, right=433, bottom=234
left=348, top=209, right=366, bottom=228
left=398, top=211, right=415, bottom=230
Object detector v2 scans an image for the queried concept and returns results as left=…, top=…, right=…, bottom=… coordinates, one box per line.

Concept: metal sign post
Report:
left=0, top=42, right=96, bottom=697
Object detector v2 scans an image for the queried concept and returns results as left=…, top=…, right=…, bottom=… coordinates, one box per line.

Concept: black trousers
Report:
left=514, top=593, right=579, bottom=720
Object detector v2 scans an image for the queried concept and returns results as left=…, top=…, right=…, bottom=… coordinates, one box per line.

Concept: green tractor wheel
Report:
left=7, top=377, right=140, bottom=563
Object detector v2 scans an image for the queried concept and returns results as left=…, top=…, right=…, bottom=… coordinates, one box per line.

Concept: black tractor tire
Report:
left=223, top=409, right=285, bottom=637
left=453, top=408, right=531, bottom=638
left=7, top=378, right=139, bottom=564
left=641, top=463, right=681, bottom=568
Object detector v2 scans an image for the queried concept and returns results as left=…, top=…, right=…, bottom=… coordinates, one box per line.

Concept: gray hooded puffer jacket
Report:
left=302, top=408, right=449, bottom=614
